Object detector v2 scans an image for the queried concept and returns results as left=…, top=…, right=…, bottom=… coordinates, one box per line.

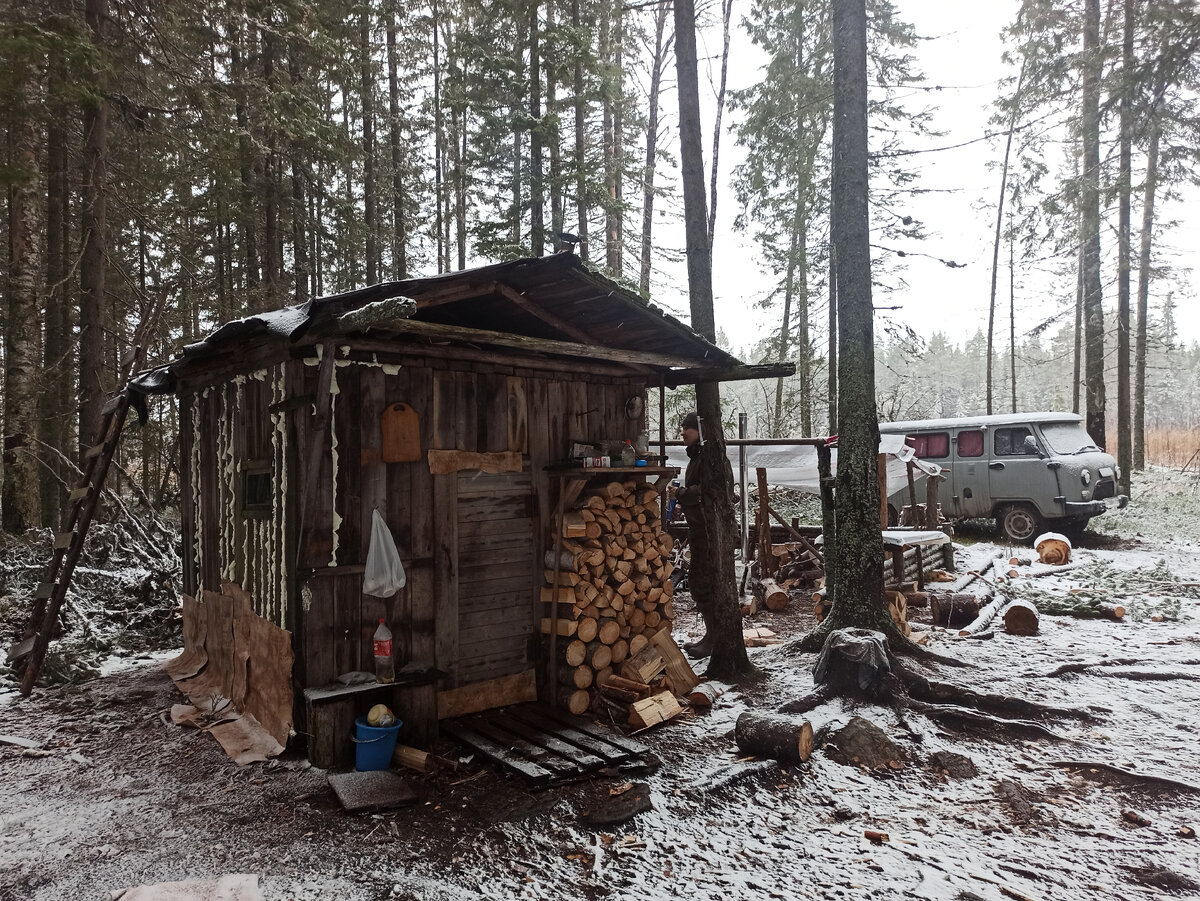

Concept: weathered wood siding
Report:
left=180, top=365, right=291, bottom=627
left=293, top=345, right=644, bottom=697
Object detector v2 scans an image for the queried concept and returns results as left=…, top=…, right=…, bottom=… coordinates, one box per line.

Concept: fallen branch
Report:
left=956, top=589, right=1008, bottom=638
left=1047, top=759, right=1200, bottom=794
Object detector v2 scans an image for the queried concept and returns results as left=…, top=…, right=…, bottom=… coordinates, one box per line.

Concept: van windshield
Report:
left=1039, top=422, right=1102, bottom=454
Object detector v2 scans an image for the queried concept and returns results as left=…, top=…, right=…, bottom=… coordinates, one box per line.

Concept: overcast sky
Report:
left=660, top=0, right=1200, bottom=356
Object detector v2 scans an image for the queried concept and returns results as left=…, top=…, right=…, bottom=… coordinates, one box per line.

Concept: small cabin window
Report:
left=995, top=426, right=1035, bottom=456
left=906, top=432, right=950, bottom=459
left=956, top=430, right=984, bottom=458
left=241, top=461, right=273, bottom=515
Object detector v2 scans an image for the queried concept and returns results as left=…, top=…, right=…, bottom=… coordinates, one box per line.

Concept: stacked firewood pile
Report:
left=542, top=479, right=680, bottom=716
left=592, top=629, right=698, bottom=728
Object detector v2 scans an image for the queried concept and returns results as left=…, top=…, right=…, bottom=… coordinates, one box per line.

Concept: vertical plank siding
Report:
left=185, top=346, right=649, bottom=735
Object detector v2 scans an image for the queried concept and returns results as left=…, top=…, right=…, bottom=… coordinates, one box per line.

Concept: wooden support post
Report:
left=756, top=468, right=772, bottom=577
left=878, top=453, right=889, bottom=530
left=905, top=461, right=918, bottom=525
left=925, top=474, right=940, bottom=530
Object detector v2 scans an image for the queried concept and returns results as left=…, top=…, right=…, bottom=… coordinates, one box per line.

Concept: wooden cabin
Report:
left=136, top=254, right=786, bottom=766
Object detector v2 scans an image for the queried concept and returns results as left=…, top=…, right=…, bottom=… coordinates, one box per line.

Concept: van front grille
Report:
left=1094, top=479, right=1116, bottom=500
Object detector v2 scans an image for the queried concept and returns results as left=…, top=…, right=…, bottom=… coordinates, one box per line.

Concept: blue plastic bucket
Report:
left=353, top=716, right=401, bottom=771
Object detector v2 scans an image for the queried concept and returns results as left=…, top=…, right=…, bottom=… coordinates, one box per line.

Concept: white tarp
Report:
left=666, top=435, right=941, bottom=498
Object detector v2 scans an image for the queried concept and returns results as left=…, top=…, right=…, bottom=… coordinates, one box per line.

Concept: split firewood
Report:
left=1122, top=809, right=1152, bottom=827
left=734, top=711, right=813, bottom=762
left=621, top=647, right=666, bottom=684
left=541, top=618, right=578, bottom=637
left=649, top=630, right=699, bottom=696
left=627, top=691, right=683, bottom=729
left=687, top=681, right=726, bottom=709
left=392, top=744, right=451, bottom=774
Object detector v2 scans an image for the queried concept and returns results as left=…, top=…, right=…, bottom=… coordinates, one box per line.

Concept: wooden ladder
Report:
left=19, top=387, right=135, bottom=695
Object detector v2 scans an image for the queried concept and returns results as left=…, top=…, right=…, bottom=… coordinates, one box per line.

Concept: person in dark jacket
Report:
left=672, top=411, right=716, bottom=658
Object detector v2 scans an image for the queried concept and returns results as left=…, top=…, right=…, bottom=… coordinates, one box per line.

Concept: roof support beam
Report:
left=660, top=362, right=797, bottom=388
left=493, top=282, right=599, bottom=345
left=335, top=314, right=707, bottom=370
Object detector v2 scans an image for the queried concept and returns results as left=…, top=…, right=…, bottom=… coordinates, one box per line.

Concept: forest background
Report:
left=2, top=0, right=1200, bottom=535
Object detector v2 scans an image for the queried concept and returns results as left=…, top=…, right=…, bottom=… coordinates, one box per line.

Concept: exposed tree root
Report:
left=682, top=759, right=778, bottom=799
left=780, top=628, right=1096, bottom=742
left=893, top=659, right=1103, bottom=721
left=1047, top=759, right=1200, bottom=793
left=1099, top=669, right=1200, bottom=682
left=895, top=695, right=1071, bottom=740
left=1032, top=658, right=1143, bottom=678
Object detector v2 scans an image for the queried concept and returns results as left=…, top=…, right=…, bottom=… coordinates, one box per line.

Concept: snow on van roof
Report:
left=879, top=411, right=1084, bottom=432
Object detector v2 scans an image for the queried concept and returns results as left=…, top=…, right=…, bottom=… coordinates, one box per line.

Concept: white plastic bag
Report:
left=363, top=509, right=407, bottom=596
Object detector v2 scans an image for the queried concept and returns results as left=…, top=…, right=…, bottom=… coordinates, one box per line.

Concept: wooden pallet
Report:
left=441, top=702, right=659, bottom=788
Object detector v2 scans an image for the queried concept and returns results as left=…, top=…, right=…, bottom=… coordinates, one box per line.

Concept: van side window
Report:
left=906, top=432, right=950, bottom=459
left=957, top=430, right=984, bottom=457
left=995, top=426, right=1035, bottom=456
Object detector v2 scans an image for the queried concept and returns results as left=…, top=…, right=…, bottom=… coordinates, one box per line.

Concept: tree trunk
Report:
left=571, top=0, right=589, bottom=262
left=673, top=0, right=753, bottom=680
left=386, top=2, right=409, bottom=279
left=42, top=20, right=72, bottom=526
left=432, top=0, right=446, bottom=272
left=1115, top=0, right=1135, bottom=496
left=706, top=0, right=733, bottom=248
left=987, top=61, right=1024, bottom=416
left=79, top=0, right=110, bottom=453
left=824, top=0, right=887, bottom=634
left=1134, top=102, right=1160, bottom=470
left=529, top=0, right=545, bottom=257
left=3, top=13, right=43, bottom=533
left=361, top=10, right=379, bottom=285
left=827, top=237, right=837, bottom=432
left=546, top=0, right=564, bottom=247
left=639, top=0, right=670, bottom=294
left=1081, top=0, right=1106, bottom=448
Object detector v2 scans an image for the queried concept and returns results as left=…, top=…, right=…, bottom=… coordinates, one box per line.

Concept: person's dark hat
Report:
left=680, top=412, right=699, bottom=431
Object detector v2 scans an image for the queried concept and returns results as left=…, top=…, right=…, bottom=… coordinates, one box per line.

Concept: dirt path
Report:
left=3, top=530, right=1200, bottom=900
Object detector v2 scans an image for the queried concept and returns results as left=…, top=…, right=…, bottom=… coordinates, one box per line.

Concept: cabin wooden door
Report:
left=453, top=470, right=536, bottom=685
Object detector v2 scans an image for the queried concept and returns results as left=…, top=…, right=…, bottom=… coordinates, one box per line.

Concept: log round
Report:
left=564, top=639, right=587, bottom=667
left=587, top=640, right=613, bottom=670
left=576, top=617, right=599, bottom=643
left=609, top=638, right=629, bottom=665
left=930, top=593, right=981, bottom=627
left=598, top=620, right=621, bottom=645
left=559, top=688, right=591, bottom=715
left=735, top=712, right=814, bottom=763
left=1002, top=598, right=1040, bottom=636
left=557, top=664, right=594, bottom=689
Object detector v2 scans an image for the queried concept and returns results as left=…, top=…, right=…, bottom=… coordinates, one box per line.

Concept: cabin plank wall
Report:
left=187, top=347, right=647, bottom=725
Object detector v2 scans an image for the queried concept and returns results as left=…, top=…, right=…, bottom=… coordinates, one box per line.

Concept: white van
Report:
left=879, top=412, right=1128, bottom=542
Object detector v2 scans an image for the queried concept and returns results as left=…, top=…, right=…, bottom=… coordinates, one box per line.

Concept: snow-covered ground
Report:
left=2, top=467, right=1199, bottom=900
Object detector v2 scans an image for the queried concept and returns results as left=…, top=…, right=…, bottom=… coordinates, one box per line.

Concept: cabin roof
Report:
left=170, top=254, right=741, bottom=373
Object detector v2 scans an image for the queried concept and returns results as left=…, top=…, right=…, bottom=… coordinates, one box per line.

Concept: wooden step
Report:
left=84, top=443, right=107, bottom=460
left=53, top=532, right=75, bottom=550
left=69, top=486, right=91, bottom=502
left=34, top=582, right=55, bottom=600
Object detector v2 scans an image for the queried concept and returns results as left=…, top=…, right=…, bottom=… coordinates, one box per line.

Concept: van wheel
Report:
left=998, top=504, right=1043, bottom=544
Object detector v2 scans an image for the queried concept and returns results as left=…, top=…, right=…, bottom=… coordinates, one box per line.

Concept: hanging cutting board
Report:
left=381, top=402, right=421, bottom=463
